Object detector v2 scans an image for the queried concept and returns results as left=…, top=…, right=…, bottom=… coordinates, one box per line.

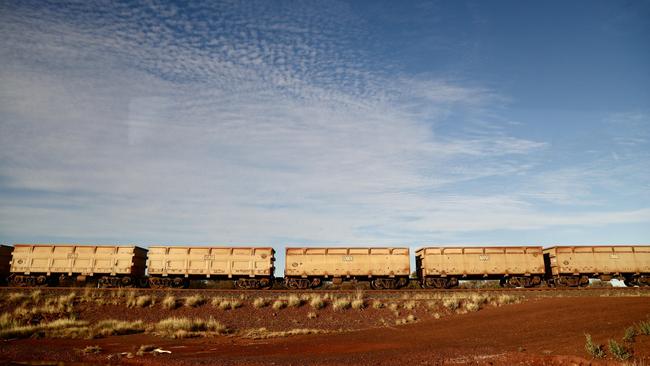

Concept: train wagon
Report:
left=0, top=245, right=13, bottom=284
left=147, top=246, right=275, bottom=289
left=8, top=244, right=147, bottom=287
left=284, top=247, right=410, bottom=289
left=415, top=246, right=545, bottom=288
left=544, top=245, right=650, bottom=287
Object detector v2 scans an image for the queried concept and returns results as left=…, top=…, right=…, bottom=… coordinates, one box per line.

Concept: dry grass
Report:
left=332, top=298, right=351, bottom=311
left=351, top=299, right=365, bottom=310
left=127, top=294, right=153, bottom=308
left=0, top=317, right=89, bottom=340
left=307, top=312, right=317, bottom=319
left=184, top=294, right=206, bottom=307
left=154, top=317, right=229, bottom=338
left=242, top=327, right=327, bottom=339
left=372, top=300, right=384, bottom=309
left=309, top=296, right=325, bottom=310
left=92, top=319, right=145, bottom=338
left=442, top=297, right=460, bottom=311
left=395, top=314, right=417, bottom=325
left=464, top=301, right=480, bottom=312
left=287, top=295, right=302, bottom=307
left=253, top=298, right=270, bottom=308
left=272, top=300, right=287, bottom=310
left=82, top=345, right=102, bottom=354
left=161, top=295, right=179, bottom=310
left=402, top=301, right=416, bottom=310
left=6, top=292, right=27, bottom=303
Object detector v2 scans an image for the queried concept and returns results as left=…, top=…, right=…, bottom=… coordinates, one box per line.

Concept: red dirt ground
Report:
left=1, top=296, right=649, bottom=365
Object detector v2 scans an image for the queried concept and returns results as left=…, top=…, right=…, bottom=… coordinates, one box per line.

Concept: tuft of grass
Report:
left=623, top=326, right=636, bottom=343
left=92, top=319, right=145, bottom=338
left=0, top=318, right=89, bottom=340
left=253, top=298, right=270, bottom=308
left=287, top=295, right=302, bottom=307
left=161, top=295, right=179, bottom=310
left=637, top=320, right=650, bottom=335
left=584, top=333, right=605, bottom=359
left=154, top=317, right=229, bottom=338
left=608, top=339, right=631, bottom=361
left=442, top=298, right=460, bottom=311
left=127, top=295, right=152, bottom=308
left=395, top=314, right=417, bottom=325
left=464, top=301, right=480, bottom=312
left=230, top=300, right=243, bottom=309
left=388, top=303, right=398, bottom=311
left=372, top=301, right=384, bottom=309
left=82, top=345, right=102, bottom=354
left=307, top=312, right=317, bottom=319
left=272, top=300, right=286, bottom=310
left=402, top=301, right=416, bottom=310
left=496, top=294, right=520, bottom=306
left=332, top=298, right=351, bottom=311
left=351, top=299, right=365, bottom=310
left=243, top=327, right=327, bottom=339
left=309, top=296, right=325, bottom=310
left=184, top=294, right=206, bottom=308
left=6, top=293, right=27, bottom=303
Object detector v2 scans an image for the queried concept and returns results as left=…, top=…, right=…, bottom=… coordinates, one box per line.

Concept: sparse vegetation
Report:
left=637, top=319, right=650, bottom=335
left=185, top=294, right=206, bottom=307
left=332, top=298, right=351, bottom=311
left=154, top=317, right=229, bottom=338
left=372, top=300, right=384, bottom=309
left=162, top=295, right=179, bottom=310
left=307, top=312, right=317, bottom=319
left=243, top=327, right=327, bottom=339
left=395, top=314, right=417, bottom=325
left=351, top=298, right=365, bottom=310
left=623, top=326, right=636, bottom=342
left=402, top=301, right=416, bottom=310
left=127, top=294, right=153, bottom=308
left=253, top=298, right=270, bottom=308
left=92, top=319, right=145, bottom=338
left=272, top=300, right=286, bottom=310
left=608, top=339, right=631, bottom=361
left=442, top=297, right=460, bottom=311
left=287, top=295, right=302, bottom=307
left=584, top=333, right=605, bottom=359
left=309, top=296, right=325, bottom=309
left=464, top=301, right=480, bottom=312
left=82, top=345, right=102, bottom=354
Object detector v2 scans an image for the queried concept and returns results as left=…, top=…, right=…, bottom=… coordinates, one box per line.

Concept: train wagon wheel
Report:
left=35, top=275, right=48, bottom=286
left=121, top=276, right=132, bottom=287
left=9, top=275, right=24, bottom=287
left=172, top=277, right=186, bottom=288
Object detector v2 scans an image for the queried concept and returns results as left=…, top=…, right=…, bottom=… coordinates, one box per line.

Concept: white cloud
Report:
left=0, top=1, right=648, bottom=248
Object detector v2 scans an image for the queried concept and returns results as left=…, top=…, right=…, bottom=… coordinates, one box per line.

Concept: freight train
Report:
left=2, top=244, right=649, bottom=289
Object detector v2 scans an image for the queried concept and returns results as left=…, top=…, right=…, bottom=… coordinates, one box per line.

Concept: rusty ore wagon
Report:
left=544, top=245, right=650, bottom=287
left=415, top=246, right=546, bottom=288
left=284, top=247, right=410, bottom=289
left=146, top=246, right=275, bottom=288
left=8, top=244, right=147, bottom=287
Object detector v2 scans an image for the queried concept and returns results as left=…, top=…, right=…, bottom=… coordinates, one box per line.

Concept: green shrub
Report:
left=608, top=339, right=631, bottom=361
left=584, top=333, right=605, bottom=359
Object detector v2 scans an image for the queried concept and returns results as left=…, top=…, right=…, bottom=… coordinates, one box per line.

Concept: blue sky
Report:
left=1, top=1, right=649, bottom=270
